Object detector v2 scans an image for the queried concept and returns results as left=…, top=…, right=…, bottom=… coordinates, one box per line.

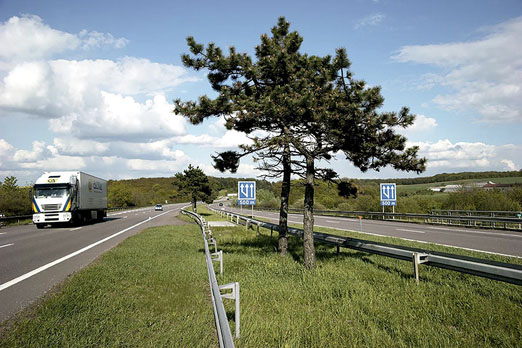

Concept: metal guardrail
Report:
left=181, top=208, right=237, bottom=348
left=253, top=207, right=522, bottom=231
left=210, top=207, right=522, bottom=286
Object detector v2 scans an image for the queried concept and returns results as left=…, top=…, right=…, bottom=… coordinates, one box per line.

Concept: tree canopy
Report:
left=175, top=17, right=426, bottom=268
left=173, top=165, right=214, bottom=212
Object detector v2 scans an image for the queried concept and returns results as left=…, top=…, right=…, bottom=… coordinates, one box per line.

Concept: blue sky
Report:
left=0, top=0, right=521, bottom=184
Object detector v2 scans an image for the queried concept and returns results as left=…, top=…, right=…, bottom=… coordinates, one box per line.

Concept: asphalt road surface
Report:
left=211, top=204, right=522, bottom=258
left=0, top=203, right=187, bottom=323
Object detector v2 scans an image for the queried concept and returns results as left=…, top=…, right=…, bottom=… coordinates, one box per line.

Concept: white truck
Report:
left=32, top=171, right=107, bottom=229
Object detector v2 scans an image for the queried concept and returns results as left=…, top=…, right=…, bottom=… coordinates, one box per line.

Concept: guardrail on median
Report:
left=210, top=207, right=522, bottom=286
left=251, top=207, right=522, bottom=231
left=181, top=208, right=238, bottom=348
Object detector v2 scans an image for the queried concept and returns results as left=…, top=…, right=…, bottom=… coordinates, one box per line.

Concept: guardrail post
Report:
left=209, top=237, right=217, bottom=253
left=236, top=216, right=239, bottom=224
left=212, top=250, right=223, bottom=276
left=412, top=252, right=428, bottom=285
left=219, top=282, right=240, bottom=339
left=245, top=219, right=249, bottom=231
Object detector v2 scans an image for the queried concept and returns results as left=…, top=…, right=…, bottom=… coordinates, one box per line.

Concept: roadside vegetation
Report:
left=0, top=225, right=216, bottom=348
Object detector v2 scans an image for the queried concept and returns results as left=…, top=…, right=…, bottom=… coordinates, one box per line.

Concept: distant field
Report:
left=398, top=176, right=522, bottom=194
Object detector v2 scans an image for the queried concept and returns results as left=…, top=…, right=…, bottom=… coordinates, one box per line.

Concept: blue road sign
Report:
left=380, top=183, right=397, bottom=206
left=238, top=181, right=256, bottom=205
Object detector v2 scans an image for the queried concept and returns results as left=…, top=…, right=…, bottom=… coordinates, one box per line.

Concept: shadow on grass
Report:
left=208, top=233, right=414, bottom=280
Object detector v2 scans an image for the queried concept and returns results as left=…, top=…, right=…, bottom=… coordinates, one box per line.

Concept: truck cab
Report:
left=32, top=171, right=107, bottom=228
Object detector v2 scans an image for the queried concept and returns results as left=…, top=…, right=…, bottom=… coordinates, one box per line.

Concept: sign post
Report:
left=238, top=181, right=256, bottom=217
left=380, top=183, right=397, bottom=216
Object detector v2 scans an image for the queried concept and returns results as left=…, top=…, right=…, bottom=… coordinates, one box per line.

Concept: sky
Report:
left=0, top=0, right=521, bottom=185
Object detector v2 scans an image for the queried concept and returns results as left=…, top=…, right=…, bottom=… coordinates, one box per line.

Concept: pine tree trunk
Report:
left=278, top=144, right=291, bottom=255
left=303, top=155, right=316, bottom=269
left=192, top=195, right=197, bottom=213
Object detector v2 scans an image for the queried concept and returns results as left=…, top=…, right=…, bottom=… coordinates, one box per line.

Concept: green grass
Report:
left=2, top=211, right=521, bottom=347
left=213, top=224, right=522, bottom=347
left=0, top=224, right=216, bottom=348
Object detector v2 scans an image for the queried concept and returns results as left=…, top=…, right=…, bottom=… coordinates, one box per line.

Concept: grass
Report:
left=2, top=209, right=521, bottom=347
left=0, top=224, right=216, bottom=348
left=212, top=223, right=522, bottom=347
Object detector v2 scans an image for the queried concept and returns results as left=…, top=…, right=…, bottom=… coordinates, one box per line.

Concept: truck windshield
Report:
left=35, top=187, right=69, bottom=199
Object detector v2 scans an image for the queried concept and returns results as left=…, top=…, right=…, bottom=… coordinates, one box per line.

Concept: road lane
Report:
left=213, top=205, right=522, bottom=258
left=0, top=203, right=187, bottom=322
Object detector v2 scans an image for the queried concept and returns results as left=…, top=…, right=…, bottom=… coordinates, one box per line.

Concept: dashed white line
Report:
left=395, top=228, right=425, bottom=234
left=326, top=220, right=340, bottom=224
left=428, top=226, right=522, bottom=238
left=0, top=243, right=13, bottom=249
left=0, top=232, right=6, bottom=235
left=70, top=227, right=82, bottom=231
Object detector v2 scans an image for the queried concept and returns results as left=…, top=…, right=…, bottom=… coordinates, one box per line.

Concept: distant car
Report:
left=218, top=203, right=223, bottom=206
left=154, top=204, right=163, bottom=211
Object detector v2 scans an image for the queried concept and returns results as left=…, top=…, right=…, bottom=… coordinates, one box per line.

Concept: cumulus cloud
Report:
left=409, top=139, right=520, bottom=171
left=393, top=16, right=522, bottom=123
left=48, top=94, right=187, bottom=141
left=0, top=15, right=128, bottom=63
left=0, top=58, right=197, bottom=119
left=400, top=114, right=438, bottom=138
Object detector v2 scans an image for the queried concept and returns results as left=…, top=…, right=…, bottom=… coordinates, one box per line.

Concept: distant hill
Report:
left=352, top=170, right=522, bottom=186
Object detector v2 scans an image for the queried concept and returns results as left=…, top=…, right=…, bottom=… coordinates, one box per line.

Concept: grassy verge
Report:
left=209, top=213, right=521, bottom=347
left=0, top=224, right=216, bottom=348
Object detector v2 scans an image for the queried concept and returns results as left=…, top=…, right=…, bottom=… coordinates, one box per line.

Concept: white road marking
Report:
left=70, top=227, right=82, bottom=231
left=395, top=228, right=425, bottom=234
left=428, top=226, right=522, bottom=238
left=123, top=216, right=128, bottom=219
left=0, top=210, right=172, bottom=292
left=0, top=243, right=13, bottom=249
left=0, top=232, right=6, bottom=235
left=326, top=220, right=340, bottom=224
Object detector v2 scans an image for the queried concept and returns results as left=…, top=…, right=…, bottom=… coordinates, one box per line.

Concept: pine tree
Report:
left=173, top=165, right=213, bottom=212
left=174, top=17, right=426, bottom=268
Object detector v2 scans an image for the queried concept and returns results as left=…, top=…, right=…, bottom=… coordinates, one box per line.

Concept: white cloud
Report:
left=501, top=159, right=517, bottom=171
left=13, top=141, right=48, bottom=162
left=401, top=114, right=437, bottom=136
left=393, top=16, right=522, bottom=123
left=0, top=58, right=196, bottom=118
left=78, top=30, right=129, bottom=50
left=52, top=137, right=110, bottom=156
left=0, top=15, right=78, bottom=61
left=48, top=93, right=187, bottom=141
left=409, top=139, right=520, bottom=171
left=355, top=13, right=385, bottom=29
left=0, top=15, right=128, bottom=63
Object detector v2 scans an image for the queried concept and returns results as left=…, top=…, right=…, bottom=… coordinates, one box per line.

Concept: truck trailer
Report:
left=32, top=171, right=107, bottom=228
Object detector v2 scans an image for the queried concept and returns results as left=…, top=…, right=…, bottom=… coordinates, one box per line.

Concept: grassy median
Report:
left=0, top=224, right=216, bottom=348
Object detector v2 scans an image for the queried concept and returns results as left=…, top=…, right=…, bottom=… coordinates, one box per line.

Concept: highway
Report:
left=211, top=204, right=522, bottom=258
left=0, top=203, right=187, bottom=323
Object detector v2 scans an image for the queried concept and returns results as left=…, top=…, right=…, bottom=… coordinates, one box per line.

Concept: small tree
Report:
left=174, top=165, right=213, bottom=212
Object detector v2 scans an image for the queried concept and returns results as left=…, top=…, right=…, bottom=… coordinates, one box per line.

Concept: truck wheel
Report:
left=36, top=224, right=44, bottom=229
